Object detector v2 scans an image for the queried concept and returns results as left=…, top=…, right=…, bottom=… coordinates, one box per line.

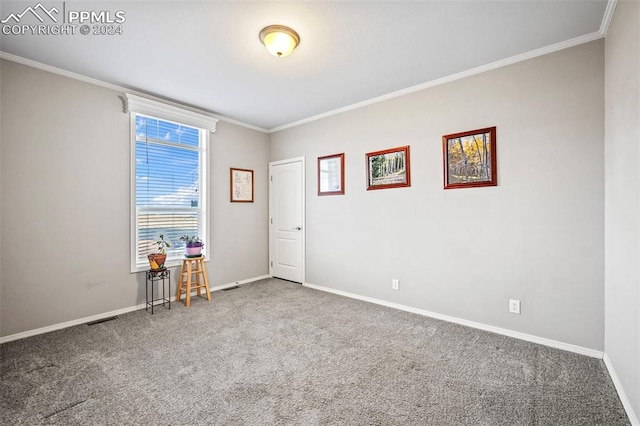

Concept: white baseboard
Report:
left=0, top=304, right=147, bottom=345
left=604, top=353, right=640, bottom=426
left=0, top=275, right=269, bottom=344
left=303, top=282, right=604, bottom=359
left=210, top=275, right=269, bottom=291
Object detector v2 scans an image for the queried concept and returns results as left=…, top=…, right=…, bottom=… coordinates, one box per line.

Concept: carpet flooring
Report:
left=0, top=278, right=630, bottom=425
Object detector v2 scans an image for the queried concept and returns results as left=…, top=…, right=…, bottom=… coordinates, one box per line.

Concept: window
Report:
left=126, top=94, right=217, bottom=272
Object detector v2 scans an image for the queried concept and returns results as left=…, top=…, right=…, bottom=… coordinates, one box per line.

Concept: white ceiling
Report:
left=0, top=1, right=610, bottom=131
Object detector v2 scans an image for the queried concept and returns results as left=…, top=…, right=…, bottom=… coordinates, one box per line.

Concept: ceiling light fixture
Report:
left=259, top=25, right=300, bottom=58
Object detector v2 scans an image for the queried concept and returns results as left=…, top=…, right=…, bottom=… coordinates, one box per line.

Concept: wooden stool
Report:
left=176, top=256, right=211, bottom=307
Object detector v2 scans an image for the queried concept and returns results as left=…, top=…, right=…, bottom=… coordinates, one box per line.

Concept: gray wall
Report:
left=0, top=60, right=3, bottom=331
left=211, top=120, right=269, bottom=285
left=0, top=60, right=269, bottom=337
left=270, top=40, right=605, bottom=351
left=604, top=0, right=640, bottom=419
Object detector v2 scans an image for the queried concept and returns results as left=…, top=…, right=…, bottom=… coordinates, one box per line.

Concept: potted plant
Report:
left=180, top=235, right=204, bottom=256
left=148, top=234, right=170, bottom=270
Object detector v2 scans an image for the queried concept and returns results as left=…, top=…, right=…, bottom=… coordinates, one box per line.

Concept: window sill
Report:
left=131, top=256, right=210, bottom=274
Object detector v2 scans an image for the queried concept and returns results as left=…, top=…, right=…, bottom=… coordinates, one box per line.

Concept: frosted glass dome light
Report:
left=259, top=25, right=300, bottom=58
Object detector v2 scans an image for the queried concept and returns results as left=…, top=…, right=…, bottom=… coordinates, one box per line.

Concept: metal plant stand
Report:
left=146, top=268, right=171, bottom=314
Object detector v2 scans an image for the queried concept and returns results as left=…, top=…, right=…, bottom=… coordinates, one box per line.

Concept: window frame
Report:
left=126, top=94, right=217, bottom=273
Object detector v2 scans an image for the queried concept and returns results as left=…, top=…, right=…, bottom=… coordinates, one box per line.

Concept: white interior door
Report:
left=269, top=157, right=305, bottom=283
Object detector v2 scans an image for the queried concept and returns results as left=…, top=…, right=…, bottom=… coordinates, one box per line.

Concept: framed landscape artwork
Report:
left=443, top=127, right=497, bottom=189
left=366, top=146, right=411, bottom=190
left=318, top=153, right=345, bottom=196
left=230, top=168, right=254, bottom=202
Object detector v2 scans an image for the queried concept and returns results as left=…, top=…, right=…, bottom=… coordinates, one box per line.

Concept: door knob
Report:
left=293, top=226, right=302, bottom=230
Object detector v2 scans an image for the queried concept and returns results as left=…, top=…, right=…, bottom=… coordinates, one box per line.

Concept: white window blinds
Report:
left=126, top=94, right=216, bottom=272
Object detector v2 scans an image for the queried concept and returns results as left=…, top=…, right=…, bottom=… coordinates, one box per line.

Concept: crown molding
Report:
left=268, top=31, right=603, bottom=133
left=599, top=0, right=619, bottom=36
left=2, top=3, right=614, bottom=137
left=0, top=51, right=269, bottom=134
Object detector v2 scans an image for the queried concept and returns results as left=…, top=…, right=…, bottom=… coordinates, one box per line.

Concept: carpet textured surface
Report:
left=0, top=279, right=630, bottom=425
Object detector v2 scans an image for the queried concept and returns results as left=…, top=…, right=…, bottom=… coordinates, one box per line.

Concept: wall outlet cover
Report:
left=509, top=299, right=521, bottom=314
left=392, top=279, right=399, bottom=290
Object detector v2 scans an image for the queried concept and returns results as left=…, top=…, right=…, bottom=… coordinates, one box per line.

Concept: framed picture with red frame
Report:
left=443, top=127, right=497, bottom=190
left=318, top=153, right=345, bottom=196
left=366, top=146, right=411, bottom=190
left=230, top=168, right=254, bottom=202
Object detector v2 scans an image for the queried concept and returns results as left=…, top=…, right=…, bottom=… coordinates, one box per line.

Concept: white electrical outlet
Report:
left=392, top=279, right=399, bottom=290
left=509, top=299, right=521, bottom=314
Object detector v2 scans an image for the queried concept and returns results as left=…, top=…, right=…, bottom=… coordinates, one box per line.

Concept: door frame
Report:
left=268, top=156, right=306, bottom=284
